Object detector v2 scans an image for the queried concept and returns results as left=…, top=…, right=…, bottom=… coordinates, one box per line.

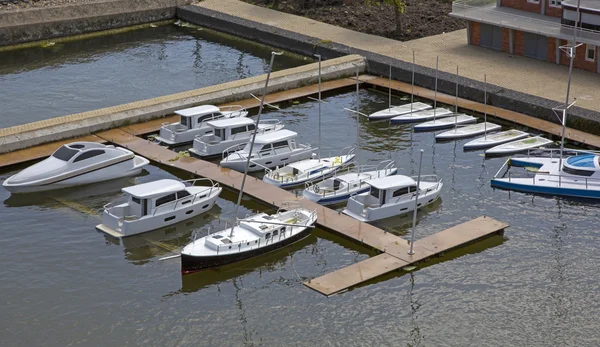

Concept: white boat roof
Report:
left=175, top=105, right=220, bottom=117
left=122, top=179, right=186, bottom=199
left=254, top=129, right=298, bottom=144
left=207, top=117, right=254, bottom=128
left=368, top=175, right=416, bottom=189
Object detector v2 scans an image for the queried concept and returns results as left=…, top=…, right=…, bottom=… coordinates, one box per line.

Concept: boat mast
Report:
left=355, top=63, right=361, bottom=169
left=411, top=50, right=415, bottom=114
left=230, top=51, right=282, bottom=237
left=316, top=54, right=322, bottom=160
left=484, top=74, right=487, bottom=140
left=433, top=56, right=438, bottom=122
left=558, top=0, right=581, bottom=171
left=388, top=63, right=392, bottom=111
left=454, top=65, right=458, bottom=129
left=408, top=149, right=424, bottom=255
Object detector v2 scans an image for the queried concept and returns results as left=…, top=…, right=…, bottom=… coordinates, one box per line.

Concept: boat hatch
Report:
left=52, top=146, right=79, bottom=161
left=333, top=179, right=341, bottom=190
left=259, top=225, right=269, bottom=230
left=212, top=235, right=224, bottom=239
left=221, top=238, right=232, bottom=244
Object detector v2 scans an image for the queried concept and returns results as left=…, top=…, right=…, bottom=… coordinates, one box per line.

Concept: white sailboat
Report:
left=263, top=55, right=355, bottom=188
left=463, top=129, right=529, bottom=150
left=485, top=136, right=553, bottom=156
left=369, top=53, right=432, bottom=121
left=178, top=52, right=317, bottom=274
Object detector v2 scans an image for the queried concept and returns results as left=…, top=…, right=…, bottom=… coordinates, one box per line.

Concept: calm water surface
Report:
left=0, top=23, right=308, bottom=128
left=1, top=88, right=599, bottom=346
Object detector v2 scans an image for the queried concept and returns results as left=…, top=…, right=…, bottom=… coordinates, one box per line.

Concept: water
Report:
left=0, top=23, right=308, bottom=128
left=2, top=88, right=599, bottom=346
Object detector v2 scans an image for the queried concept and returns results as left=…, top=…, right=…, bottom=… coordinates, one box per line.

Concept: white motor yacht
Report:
left=180, top=204, right=317, bottom=273
left=96, top=178, right=221, bottom=238
left=302, top=160, right=398, bottom=205
left=342, top=175, right=442, bottom=222
left=189, top=118, right=284, bottom=158
left=220, top=129, right=314, bottom=173
left=2, top=142, right=149, bottom=194
left=154, top=105, right=247, bottom=146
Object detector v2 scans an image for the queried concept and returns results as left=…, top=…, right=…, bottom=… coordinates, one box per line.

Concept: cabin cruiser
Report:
left=189, top=118, right=284, bottom=158
left=343, top=175, right=442, bottom=222
left=180, top=204, right=317, bottom=273
left=262, top=147, right=356, bottom=188
left=96, top=178, right=221, bottom=237
left=491, top=149, right=600, bottom=199
left=2, top=142, right=149, bottom=194
left=302, top=160, right=397, bottom=205
left=220, top=130, right=314, bottom=173
left=154, top=105, right=247, bottom=146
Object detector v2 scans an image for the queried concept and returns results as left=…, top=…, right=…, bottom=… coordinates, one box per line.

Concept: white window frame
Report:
left=549, top=0, right=562, bottom=8
left=586, top=45, right=596, bottom=62
left=527, top=0, right=540, bottom=3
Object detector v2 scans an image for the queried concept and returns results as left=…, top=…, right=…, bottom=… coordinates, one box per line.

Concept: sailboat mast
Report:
left=411, top=50, right=415, bottom=114
left=433, top=56, right=438, bottom=122
left=455, top=65, right=458, bottom=129
left=484, top=74, right=487, bottom=139
left=316, top=54, right=322, bottom=160
left=388, top=63, right=392, bottom=110
left=230, top=52, right=281, bottom=237
left=559, top=0, right=581, bottom=170
left=355, top=64, right=360, bottom=167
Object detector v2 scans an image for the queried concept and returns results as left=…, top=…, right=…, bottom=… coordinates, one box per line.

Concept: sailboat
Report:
left=179, top=53, right=318, bottom=274
left=436, top=73, right=501, bottom=140
left=303, top=65, right=398, bottom=205
left=491, top=0, right=599, bottom=198
left=369, top=54, right=432, bottom=121
left=263, top=54, right=355, bottom=188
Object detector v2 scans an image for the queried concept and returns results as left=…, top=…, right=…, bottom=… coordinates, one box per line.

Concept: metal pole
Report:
left=388, top=63, right=392, bottom=110
left=411, top=50, right=415, bottom=114
left=559, top=0, right=581, bottom=171
left=455, top=65, right=458, bottom=129
left=230, top=51, right=282, bottom=237
left=355, top=63, right=360, bottom=166
left=315, top=54, right=322, bottom=160
left=433, top=56, right=438, bottom=122
left=484, top=74, right=487, bottom=140
left=408, top=149, right=424, bottom=255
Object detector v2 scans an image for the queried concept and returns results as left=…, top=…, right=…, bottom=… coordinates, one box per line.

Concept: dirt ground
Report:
left=243, top=0, right=466, bottom=41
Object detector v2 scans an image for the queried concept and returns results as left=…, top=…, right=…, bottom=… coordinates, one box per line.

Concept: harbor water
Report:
left=1, top=24, right=599, bottom=347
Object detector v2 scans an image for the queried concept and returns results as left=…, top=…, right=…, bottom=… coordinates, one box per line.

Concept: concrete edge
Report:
left=177, top=4, right=600, bottom=135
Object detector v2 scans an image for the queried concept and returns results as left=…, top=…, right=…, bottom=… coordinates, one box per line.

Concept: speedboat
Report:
left=220, top=129, right=314, bottom=173
left=435, top=122, right=501, bottom=141
left=302, top=160, right=398, bottom=205
left=485, top=136, right=552, bottom=156
left=262, top=147, right=356, bottom=188
left=342, top=174, right=442, bottom=222
left=189, top=118, right=284, bottom=158
left=96, top=178, right=221, bottom=238
left=180, top=204, right=317, bottom=274
left=2, top=142, right=149, bottom=194
left=463, top=129, right=529, bottom=150
left=154, top=105, right=247, bottom=146
left=491, top=149, right=600, bottom=199
left=389, top=108, right=452, bottom=124
left=369, top=102, right=432, bottom=121
left=413, top=114, right=477, bottom=132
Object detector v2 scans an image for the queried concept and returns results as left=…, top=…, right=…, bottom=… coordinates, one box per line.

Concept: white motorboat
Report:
left=154, top=105, right=248, bottom=146
left=485, top=136, right=553, bottom=156
left=189, top=118, right=284, bottom=158
left=463, top=129, right=529, bottom=150
left=2, top=142, right=149, bottom=194
left=220, top=129, right=314, bottom=173
left=263, top=147, right=355, bottom=188
left=491, top=150, right=600, bottom=198
left=302, top=160, right=398, bottom=205
left=342, top=175, right=443, bottom=222
left=369, top=102, right=432, bottom=121
left=435, top=122, right=501, bottom=141
left=389, top=108, right=452, bottom=124
left=180, top=204, right=317, bottom=273
left=96, top=178, right=221, bottom=238
left=414, top=114, right=477, bottom=132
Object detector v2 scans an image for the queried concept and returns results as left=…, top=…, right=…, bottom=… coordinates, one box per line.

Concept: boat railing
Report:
left=499, top=165, right=600, bottom=190
left=412, top=174, right=440, bottom=183
left=522, top=147, right=600, bottom=159
left=152, top=179, right=220, bottom=216
left=218, top=105, right=246, bottom=116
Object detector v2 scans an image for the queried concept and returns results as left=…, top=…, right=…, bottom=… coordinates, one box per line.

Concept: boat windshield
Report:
left=52, top=146, right=79, bottom=161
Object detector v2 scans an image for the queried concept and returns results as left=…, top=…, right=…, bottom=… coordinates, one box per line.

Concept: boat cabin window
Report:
left=73, top=150, right=105, bottom=163
left=132, top=197, right=141, bottom=205
left=231, top=126, right=247, bottom=136
left=247, top=124, right=256, bottom=132
left=70, top=144, right=85, bottom=149
left=333, top=179, right=341, bottom=190
left=273, top=230, right=278, bottom=236
left=176, top=190, right=191, bottom=199
left=265, top=233, right=271, bottom=239
left=272, top=140, right=289, bottom=149
left=370, top=187, right=380, bottom=199
left=196, top=114, right=215, bottom=125
left=180, top=116, right=191, bottom=129
left=155, top=193, right=176, bottom=207
left=52, top=146, right=79, bottom=161
left=259, top=144, right=272, bottom=154
left=392, top=187, right=410, bottom=197
left=214, top=128, right=224, bottom=140
left=562, top=166, right=594, bottom=177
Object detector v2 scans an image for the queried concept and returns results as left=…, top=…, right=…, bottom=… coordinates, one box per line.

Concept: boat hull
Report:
left=389, top=108, right=453, bottom=124
left=369, top=102, right=432, bottom=121
left=181, top=225, right=312, bottom=274
left=221, top=149, right=314, bottom=173
left=463, top=130, right=529, bottom=150
left=263, top=155, right=355, bottom=188
left=413, top=115, right=477, bottom=132
left=491, top=178, right=600, bottom=199
left=435, top=123, right=501, bottom=141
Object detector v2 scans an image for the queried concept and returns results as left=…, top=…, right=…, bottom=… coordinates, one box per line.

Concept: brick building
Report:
left=451, top=0, right=600, bottom=73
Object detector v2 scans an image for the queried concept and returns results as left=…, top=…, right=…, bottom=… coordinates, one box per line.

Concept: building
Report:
left=450, top=0, right=600, bottom=73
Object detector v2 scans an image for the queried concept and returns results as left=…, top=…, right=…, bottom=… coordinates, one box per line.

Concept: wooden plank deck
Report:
left=361, top=75, right=600, bottom=148
left=304, top=216, right=508, bottom=296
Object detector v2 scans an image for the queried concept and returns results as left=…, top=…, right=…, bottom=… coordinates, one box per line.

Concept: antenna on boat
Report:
left=411, top=50, right=415, bottom=114
left=556, top=0, right=582, bottom=171
left=408, top=149, right=424, bottom=255
left=484, top=74, right=487, bottom=140
left=230, top=51, right=283, bottom=237
left=388, top=63, right=392, bottom=111
left=315, top=54, right=322, bottom=160
left=454, top=65, right=458, bottom=130
left=433, top=56, right=439, bottom=123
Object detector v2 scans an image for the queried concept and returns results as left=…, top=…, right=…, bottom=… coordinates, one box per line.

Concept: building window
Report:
left=527, top=0, right=539, bottom=3
left=549, top=0, right=561, bottom=7
left=586, top=45, right=596, bottom=62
